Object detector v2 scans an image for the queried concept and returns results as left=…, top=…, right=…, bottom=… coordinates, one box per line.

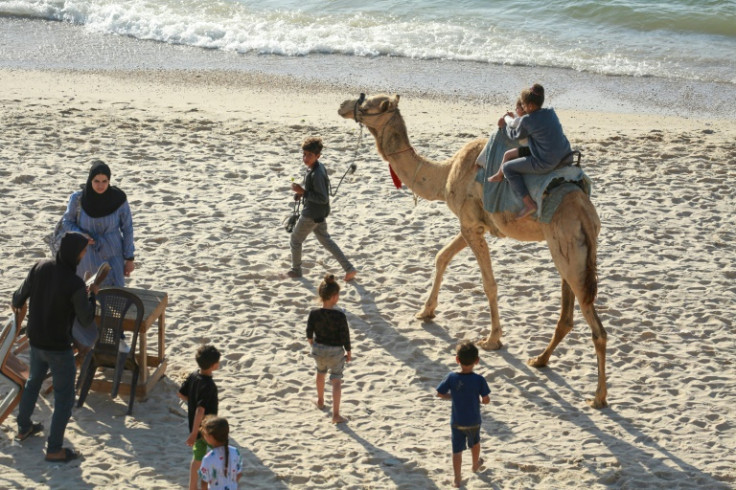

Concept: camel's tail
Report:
left=579, top=197, right=600, bottom=305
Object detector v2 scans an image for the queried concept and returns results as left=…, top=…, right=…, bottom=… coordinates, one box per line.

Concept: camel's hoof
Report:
left=478, top=339, right=502, bottom=351
left=415, top=311, right=435, bottom=320
left=527, top=356, right=548, bottom=368
left=587, top=398, right=608, bottom=409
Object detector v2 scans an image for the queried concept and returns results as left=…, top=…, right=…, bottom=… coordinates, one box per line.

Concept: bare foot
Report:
left=332, top=415, right=348, bottom=424
left=344, top=270, right=357, bottom=282
left=487, top=172, right=503, bottom=183
left=314, top=399, right=325, bottom=410
left=515, top=202, right=537, bottom=220
left=473, top=457, right=485, bottom=473
left=453, top=478, right=461, bottom=488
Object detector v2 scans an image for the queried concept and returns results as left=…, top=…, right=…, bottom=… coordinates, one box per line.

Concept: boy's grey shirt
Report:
left=301, top=160, right=331, bottom=220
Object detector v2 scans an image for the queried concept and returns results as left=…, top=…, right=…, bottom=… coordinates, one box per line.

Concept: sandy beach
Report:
left=1, top=68, right=735, bottom=489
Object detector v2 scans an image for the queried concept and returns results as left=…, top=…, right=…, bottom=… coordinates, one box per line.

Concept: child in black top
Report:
left=307, top=273, right=352, bottom=423
left=178, top=344, right=221, bottom=490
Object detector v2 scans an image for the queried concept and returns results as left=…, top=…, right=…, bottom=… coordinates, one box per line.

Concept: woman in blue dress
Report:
left=61, top=160, right=135, bottom=287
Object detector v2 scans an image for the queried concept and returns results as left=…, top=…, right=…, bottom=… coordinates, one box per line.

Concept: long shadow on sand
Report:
left=0, top=420, right=84, bottom=488
left=350, top=282, right=478, bottom=388
left=68, top=377, right=287, bottom=489
left=337, top=424, right=440, bottom=490
left=494, top=350, right=729, bottom=488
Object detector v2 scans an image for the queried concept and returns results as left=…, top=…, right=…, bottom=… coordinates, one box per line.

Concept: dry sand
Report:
left=1, top=69, right=735, bottom=489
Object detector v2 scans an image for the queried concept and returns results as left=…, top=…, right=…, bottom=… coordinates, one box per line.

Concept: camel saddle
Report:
left=476, top=129, right=591, bottom=223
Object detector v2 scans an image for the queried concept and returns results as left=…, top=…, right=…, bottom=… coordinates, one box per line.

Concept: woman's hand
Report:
left=124, top=260, right=135, bottom=277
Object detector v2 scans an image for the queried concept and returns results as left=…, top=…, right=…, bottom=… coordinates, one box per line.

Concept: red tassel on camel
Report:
left=389, top=165, right=402, bottom=189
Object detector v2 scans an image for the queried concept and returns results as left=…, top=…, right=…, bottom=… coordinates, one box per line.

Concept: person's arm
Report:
left=11, top=266, right=34, bottom=311
left=306, top=311, right=315, bottom=344
left=236, top=450, right=243, bottom=482
left=198, top=463, right=210, bottom=490
left=505, top=116, right=530, bottom=141
left=119, top=202, right=135, bottom=276
left=71, top=285, right=97, bottom=327
left=480, top=378, right=491, bottom=405
left=339, top=312, right=351, bottom=361
left=436, top=375, right=451, bottom=400
left=186, top=406, right=205, bottom=446
left=178, top=377, right=190, bottom=402
left=61, top=192, right=87, bottom=237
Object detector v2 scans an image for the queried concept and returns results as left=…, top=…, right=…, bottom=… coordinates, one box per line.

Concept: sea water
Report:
left=1, top=0, right=734, bottom=116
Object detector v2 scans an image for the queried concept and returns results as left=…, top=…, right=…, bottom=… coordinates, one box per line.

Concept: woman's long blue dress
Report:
left=61, top=190, right=135, bottom=287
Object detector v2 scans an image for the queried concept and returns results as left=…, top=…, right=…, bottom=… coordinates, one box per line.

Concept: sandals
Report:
left=15, top=422, right=43, bottom=442
left=45, top=448, right=81, bottom=463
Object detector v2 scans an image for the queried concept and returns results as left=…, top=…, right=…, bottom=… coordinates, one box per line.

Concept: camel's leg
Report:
left=581, top=302, right=607, bottom=408
left=528, top=279, right=575, bottom=367
left=543, top=211, right=608, bottom=408
left=417, top=232, right=467, bottom=319
left=460, top=226, right=502, bottom=350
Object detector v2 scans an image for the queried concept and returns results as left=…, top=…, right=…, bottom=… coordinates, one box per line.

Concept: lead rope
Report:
left=329, top=123, right=364, bottom=199
left=409, top=158, right=425, bottom=207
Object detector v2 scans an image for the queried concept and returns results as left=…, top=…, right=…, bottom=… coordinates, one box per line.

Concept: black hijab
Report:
left=56, top=232, right=89, bottom=270
left=80, top=160, right=127, bottom=218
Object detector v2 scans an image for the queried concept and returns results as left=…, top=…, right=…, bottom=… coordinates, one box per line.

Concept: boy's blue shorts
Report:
left=451, top=425, right=480, bottom=454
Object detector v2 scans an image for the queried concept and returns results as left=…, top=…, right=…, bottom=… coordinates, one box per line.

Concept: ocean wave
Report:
left=0, top=0, right=733, bottom=84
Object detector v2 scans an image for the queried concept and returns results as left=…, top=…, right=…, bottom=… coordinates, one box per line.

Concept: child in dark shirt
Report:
left=178, top=344, right=221, bottom=490
left=437, top=341, right=491, bottom=488
left=306, top=273, right=352, bottom=424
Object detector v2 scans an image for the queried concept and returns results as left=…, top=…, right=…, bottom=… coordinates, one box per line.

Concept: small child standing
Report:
left=198, top=416, right=243, bottom=490
left=436, top=341, right=491, bottom=488
left=306, top=273, right=352, bottom=424
left=178, top=345, right=221, bottom=490
left=487, top=83, right=573, bottom=219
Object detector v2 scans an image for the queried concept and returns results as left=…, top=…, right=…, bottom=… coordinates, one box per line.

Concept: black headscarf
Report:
left=56, top=231, right=89, bottom=270
left=80, top=160, right=127, bottom=218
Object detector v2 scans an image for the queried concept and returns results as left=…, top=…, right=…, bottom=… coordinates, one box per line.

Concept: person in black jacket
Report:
left=287, top=137, right=357, bottom=281
left=11, top=232, right=99, bottom=463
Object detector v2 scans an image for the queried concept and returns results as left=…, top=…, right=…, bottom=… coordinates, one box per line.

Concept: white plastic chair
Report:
left=0, top=315, right=26, bottom=425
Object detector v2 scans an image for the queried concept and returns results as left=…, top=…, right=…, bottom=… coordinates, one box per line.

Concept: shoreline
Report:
left=3, top=68, right=735, bottom=136
left=1, top=66, right=735, bottom=488
left=2, top=17, right=736, bottom=120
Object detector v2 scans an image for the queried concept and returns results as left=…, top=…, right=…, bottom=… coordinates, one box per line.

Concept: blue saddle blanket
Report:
left=475, top=129, right=592, bottom=223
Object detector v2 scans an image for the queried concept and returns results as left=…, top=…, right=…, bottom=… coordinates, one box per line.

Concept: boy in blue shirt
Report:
left=437, top=341, right=491, bottom=488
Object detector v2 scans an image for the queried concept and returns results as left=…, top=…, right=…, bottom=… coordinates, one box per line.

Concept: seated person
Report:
left=487, top=84, right=572, bottom=219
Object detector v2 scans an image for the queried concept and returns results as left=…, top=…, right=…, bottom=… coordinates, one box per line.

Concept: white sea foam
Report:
left=1, top=0, right=734, bottom=85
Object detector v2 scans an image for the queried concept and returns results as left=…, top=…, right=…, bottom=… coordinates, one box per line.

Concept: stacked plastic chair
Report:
left=77, top=288, right=144, bottom=416
left=0, top=314, right=28, bottom=424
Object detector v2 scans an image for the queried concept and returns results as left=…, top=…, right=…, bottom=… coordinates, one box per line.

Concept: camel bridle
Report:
left=351, top=94, right=423, bottom=204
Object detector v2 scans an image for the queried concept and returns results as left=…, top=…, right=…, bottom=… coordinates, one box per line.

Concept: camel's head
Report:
left=338, top=93, right=400, bottom=129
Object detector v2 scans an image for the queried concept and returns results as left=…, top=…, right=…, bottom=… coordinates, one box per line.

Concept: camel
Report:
left=338, top=94, right=608, bottom=408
